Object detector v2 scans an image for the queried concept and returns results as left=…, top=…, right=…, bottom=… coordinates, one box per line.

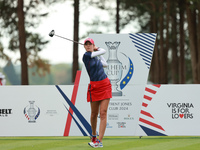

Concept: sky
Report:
left=1, top=1, right=140, bottom=67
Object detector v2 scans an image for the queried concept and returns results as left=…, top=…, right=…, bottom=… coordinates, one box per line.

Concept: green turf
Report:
left=0, top=136, right=200, bottom=150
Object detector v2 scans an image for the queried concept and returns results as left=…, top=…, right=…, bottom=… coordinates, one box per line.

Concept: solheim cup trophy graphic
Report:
left=24, top=101, right=40, bottom=123
left=27, top=101, right=37, bottom=122
left=105, top=41, right=123, bottom=96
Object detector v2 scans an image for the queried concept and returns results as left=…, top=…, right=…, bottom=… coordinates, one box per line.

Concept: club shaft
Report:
left=54, top=34, right=84, bottom=45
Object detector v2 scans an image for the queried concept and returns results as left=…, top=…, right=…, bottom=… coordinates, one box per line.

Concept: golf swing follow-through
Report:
left=49, top=30, right=112, bottom=148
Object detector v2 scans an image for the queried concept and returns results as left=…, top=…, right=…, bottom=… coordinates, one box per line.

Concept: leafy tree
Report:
left=0, top=0, right=63, bottom=84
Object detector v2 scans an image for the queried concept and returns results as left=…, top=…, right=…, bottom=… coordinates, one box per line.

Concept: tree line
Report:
left=0, top=0, right=199, bottom=84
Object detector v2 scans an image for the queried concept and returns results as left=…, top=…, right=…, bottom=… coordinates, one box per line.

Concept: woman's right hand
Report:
left=94, top=46, right=99, bottom=51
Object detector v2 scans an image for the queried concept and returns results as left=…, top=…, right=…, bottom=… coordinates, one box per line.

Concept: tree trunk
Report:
left=116, top=0, right=120, bottom=33
left=17, top=0, right=29, bottom=85
left=159, top=0, right=167, bottom=84
left=171, top=1, right=179, bottom=84
left=72, top=0, right=79, bottom=83
left=179, top=0, right=186, bottom=83
left=197, top=3, right=200, bottom=83
left=149, top=14, right=155, bottom=83
left=149, top=1, right=159, bottom=83
left=165, top=0, right=170, bottom=84
left=186, top=1, right=198, bottom=83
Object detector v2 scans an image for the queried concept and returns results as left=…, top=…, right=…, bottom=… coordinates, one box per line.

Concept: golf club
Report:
left=49, top=30, right=84, bottom=45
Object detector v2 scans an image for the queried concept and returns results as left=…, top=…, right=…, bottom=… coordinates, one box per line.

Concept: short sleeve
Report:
left=82, top=52, right=92, bottom=64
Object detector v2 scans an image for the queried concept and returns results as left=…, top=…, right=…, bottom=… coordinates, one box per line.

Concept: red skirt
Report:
left=87, top=77, right=112, bottom=102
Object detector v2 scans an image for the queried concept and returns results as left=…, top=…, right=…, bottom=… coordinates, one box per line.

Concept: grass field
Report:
left=0, top=136, right=200, bottom=150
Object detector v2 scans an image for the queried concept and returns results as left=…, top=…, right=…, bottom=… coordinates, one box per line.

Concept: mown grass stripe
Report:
left=0, top=136, right=199, bottom=150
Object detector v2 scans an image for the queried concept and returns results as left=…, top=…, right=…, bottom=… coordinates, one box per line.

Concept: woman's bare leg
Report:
left=90, top=101, right=100, bottom=136
left=98, top=98, right=110, bottom=142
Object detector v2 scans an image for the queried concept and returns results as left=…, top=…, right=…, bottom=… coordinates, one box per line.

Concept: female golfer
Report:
left=82, top=38, right=112, bottom=148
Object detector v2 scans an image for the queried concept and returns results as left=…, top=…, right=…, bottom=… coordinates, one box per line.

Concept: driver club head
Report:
left=49, top=30, right=55, bottom=37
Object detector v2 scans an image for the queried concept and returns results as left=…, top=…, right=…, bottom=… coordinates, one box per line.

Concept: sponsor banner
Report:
left=0, top=85, right=73, bottom=136
left=1, top=84, right=200, bottom=136
left=136, top=84, right=200, bottom=136
left=89, top=33, right=157, bottom=86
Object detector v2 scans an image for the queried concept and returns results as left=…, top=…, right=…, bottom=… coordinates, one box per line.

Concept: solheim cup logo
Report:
left=105, top=41, right=134, bottom=96
left=24, top=101, right=40, bottom=123
left=105, top=42, right=122, bottom=96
